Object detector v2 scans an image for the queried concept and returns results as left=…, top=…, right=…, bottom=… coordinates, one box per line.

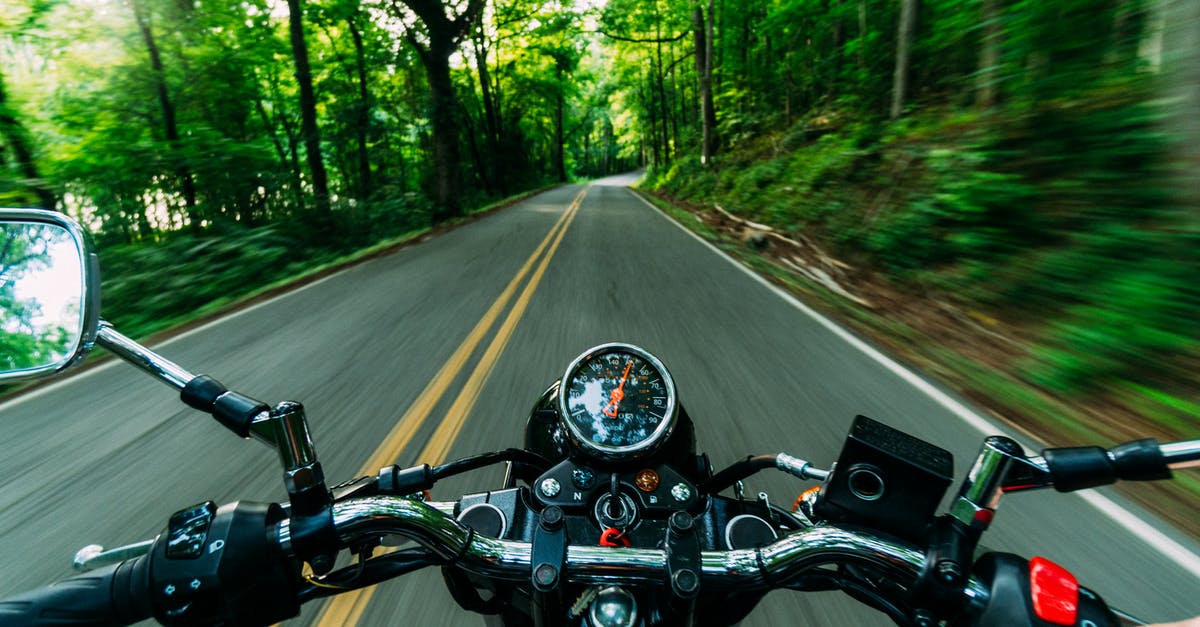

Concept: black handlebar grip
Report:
left=0, top=556, right=152, bottom=626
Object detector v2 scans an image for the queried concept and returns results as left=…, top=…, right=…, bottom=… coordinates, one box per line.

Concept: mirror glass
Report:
left=0, top=221, right=86, bottom=376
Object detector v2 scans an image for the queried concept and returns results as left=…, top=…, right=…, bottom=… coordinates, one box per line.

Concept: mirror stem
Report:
left=95, top=322, right=195, bottom=390
left=97, top=322, right=275, bottom=446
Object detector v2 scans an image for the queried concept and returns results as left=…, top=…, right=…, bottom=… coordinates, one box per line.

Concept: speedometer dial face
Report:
left=559, top=343, right=678, bottom=459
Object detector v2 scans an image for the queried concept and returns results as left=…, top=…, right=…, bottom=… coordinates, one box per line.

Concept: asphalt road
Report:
left=1, top=174, right=1197, bottom=625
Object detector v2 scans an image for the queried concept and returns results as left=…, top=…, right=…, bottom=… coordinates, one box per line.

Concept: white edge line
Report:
left=0, top=269, right=351, bottom=413
left=628, top=187, right=1200, bottom=579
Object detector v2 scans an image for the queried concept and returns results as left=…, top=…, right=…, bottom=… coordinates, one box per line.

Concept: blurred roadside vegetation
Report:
left=630, top=0, right=1198, bottom=528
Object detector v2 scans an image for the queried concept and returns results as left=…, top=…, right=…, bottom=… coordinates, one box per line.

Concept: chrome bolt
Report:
left=670, top=483, right=691, bottom=502
left=540, top=478, right=562, bottom=498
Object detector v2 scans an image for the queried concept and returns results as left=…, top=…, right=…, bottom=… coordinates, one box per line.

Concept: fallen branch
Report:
left=782, top=257, right=874, bottom=308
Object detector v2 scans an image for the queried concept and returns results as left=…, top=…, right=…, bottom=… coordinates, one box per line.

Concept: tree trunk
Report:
left=831, top=0, right=844, bottom=97
left=424, top=45, right=463, bottom=218
left=976, top=0, right=1002, bottom=109
left=554, top=64, right=567, bottom=183
left=472, top=33, right=505, bottom=194
left=890, top=0, right=918, bottom=119
left=693, top=2, right=718, bottom=164
left=655, top=38, right=671, bottom=162
left=397, top=0, right=485, bottom=220
left=858, top=0, right=867, bottom=68
left=348, top=15, right=373, bottom=201
left=286, top=0, right=333, bottom=226
left=0, top=71, right=55, bottom=210
left=1160, top=0, right=1200, bottom=230
left=460, top=101, right=490, bottom=193
left=132, top=0, right=198, bottom=230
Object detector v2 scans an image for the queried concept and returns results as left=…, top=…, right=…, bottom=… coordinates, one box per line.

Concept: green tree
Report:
left=390, top=0, right=486, bottom=219
left=286, top=0, right=334, bottom=228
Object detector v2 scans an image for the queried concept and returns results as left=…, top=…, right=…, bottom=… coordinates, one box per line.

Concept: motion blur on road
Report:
left=1, top=175, right=1197, bottom=625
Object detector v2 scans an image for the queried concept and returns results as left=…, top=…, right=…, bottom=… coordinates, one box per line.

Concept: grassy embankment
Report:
left=640, top=103, right=1199, bottom=536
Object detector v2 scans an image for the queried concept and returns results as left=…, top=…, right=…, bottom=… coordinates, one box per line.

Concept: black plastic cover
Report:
left=1042, top=447, right=1113, bottom=492
left=181, top=375, right=225, bottom=412
left=814, top=415, right=953, bottom=542
left=1109, top=439, right=1171, bottom=482
left=210, top=391, right=268, bottom=438
left=1043, top=439, right=1170, bottom=492
left=180, top=375, right=268, bottom=438
left=378, top=464, right=435, bottom=495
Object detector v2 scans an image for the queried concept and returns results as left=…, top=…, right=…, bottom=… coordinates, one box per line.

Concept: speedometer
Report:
left=559, top=343, right=678, bottom=460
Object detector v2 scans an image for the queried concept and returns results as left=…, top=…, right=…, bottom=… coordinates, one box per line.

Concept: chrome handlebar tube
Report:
left=276, top=496, right=989, bottom=602
left=1163, top=440, right=1200, bottom=470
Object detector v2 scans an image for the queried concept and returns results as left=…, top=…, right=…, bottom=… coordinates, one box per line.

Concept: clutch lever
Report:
left=72, top=540, right=155, bottom=572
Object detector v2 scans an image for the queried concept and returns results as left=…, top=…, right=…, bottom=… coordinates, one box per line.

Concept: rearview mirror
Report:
left=0, top=209, right=100, bottom=382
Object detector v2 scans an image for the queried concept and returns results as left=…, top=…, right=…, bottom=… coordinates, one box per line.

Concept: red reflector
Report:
left=1030, top=556, right=1079, bottom=625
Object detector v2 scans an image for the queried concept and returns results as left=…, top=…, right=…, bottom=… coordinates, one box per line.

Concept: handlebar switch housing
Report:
left=148, top=501, right=299, bottom=626
left=967, top=552, right=1119, bottom=627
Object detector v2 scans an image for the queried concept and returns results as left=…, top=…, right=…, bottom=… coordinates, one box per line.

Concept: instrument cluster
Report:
left=558, top=343, right=678, bottom=461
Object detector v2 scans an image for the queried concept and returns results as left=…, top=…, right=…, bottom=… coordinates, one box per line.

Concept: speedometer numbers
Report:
left=559, top=343, right=678, bottom=460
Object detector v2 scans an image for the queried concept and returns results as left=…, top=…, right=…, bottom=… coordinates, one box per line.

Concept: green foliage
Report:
left=629, top=0, right=1200, bottom=435
left=1010, top=221, right=1199, bottom=395
left=99, top=226, right=305, bottom=336
left=866, top=146, right=1036, bottom=274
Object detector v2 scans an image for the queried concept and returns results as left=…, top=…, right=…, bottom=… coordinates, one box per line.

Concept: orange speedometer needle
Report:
left=603, top=360, right=634, bottom=418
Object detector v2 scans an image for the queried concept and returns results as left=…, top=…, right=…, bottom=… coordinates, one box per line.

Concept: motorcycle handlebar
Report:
left=1163, top=440, right=1200, bottom=470
left=0, top=556, right=152, bottom=626
left=278, top=496, right=989, bottom=602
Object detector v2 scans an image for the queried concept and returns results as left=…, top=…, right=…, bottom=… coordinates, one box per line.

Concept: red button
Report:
left=1029, top=556, right=1079, bottom=625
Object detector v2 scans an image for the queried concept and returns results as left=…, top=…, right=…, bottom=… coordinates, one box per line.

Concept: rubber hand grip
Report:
left=0, top=557, right=151, bottom=626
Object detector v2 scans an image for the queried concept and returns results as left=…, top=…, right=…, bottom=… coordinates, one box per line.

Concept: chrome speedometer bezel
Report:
left=558, top=342, right=679, bottom=461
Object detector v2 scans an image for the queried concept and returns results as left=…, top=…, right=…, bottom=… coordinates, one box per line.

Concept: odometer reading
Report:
left=559, top=343, right=677, bottom=458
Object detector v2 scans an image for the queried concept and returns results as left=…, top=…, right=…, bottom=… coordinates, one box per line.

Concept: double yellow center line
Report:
left=314, top=186, right=588, bottom=626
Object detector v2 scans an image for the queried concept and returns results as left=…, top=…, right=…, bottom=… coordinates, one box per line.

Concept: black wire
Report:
left=838, top=578, right=910, bottom=626
left=430, top=448, right=552, bottom=482
left=784, top=569, right=911, bottom=626
left=698, top=454, right=778, bottom=494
